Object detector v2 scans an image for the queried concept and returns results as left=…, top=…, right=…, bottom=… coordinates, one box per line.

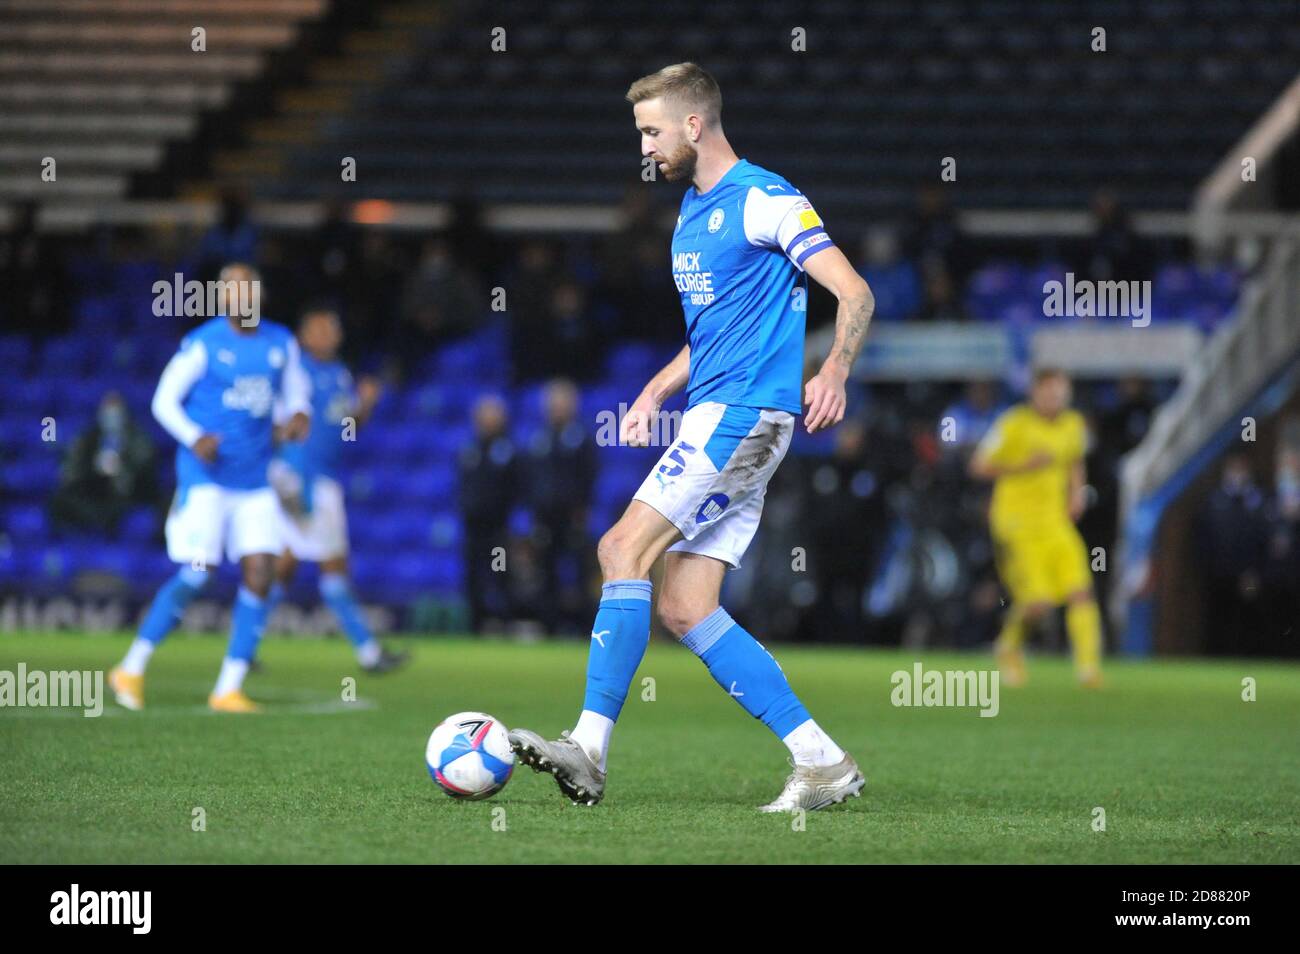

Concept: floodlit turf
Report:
left=1, top=631, right=1297, bottom=864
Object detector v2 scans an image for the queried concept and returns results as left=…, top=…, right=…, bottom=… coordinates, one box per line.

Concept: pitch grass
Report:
left=1, top=632, right=1297, bottom=864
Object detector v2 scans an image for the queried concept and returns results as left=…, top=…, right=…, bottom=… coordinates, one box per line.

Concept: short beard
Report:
left=659, top=141, right=698, bottom=182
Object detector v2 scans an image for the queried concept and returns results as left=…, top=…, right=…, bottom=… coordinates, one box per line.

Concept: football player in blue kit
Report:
left=509, top=64, right=877, bottom=811
left=265, top=305, right=408, bottom=674
left=110, top=263, right=311, bottom=713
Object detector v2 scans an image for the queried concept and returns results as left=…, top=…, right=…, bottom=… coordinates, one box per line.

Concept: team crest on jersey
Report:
left=268, top=347, right=284, bottom=369
left=707, top=208, right=725, bottom=233
left=222, top=375, right=273, bottom=416
left=216, top=348, right=235, bottom=365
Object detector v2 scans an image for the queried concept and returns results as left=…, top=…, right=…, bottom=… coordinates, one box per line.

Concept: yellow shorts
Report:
left=993, top=522, right=1092, bottom=606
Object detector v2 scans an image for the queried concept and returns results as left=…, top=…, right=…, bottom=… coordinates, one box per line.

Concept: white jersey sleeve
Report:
left=152, top=339, right=208, bottom=448
left=275, top=338, right=312, bottom=424
left=742, top=186, right=833, bottom=271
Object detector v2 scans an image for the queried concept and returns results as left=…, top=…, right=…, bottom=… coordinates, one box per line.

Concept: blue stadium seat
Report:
left=4, top=503, right=47, bottom=538
left=120, top=507, right=159, bottom=543
left=966, top=263, right=1027, bottom=321
left=0, top=337, right=32, bottom=372
left=3, top=454, right=60, bottom=497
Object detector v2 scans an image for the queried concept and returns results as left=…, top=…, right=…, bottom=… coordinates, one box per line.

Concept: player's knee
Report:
left=1066, top=590, right=1095, bottom=607
left=597, top=525, right=645, bottom=580
left=657, top=597, right=714, bottom=639
left=241, top=556, right=274, bottom=597
left=319, top=572, right=351, bottom=599
left=1023, top=602, right=1051, bottom=623
left=177, top=565, right=211, bottom=593
left=276, top=554, right=298, bottom=585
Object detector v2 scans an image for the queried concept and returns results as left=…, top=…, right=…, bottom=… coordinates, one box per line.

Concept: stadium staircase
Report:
left=1115, top=65, right=1300, bottom=653
left=0, top=0, right=333, bottom=207
left=0, top=0, right=432, bottom=210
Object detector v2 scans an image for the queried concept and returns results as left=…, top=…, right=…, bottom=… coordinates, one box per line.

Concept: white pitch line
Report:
left=0, top=697, right=377, bottom=719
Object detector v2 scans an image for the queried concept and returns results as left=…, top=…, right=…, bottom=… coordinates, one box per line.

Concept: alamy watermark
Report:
left=0, top=664, right=103, bottom=717
left=594, top=404, right=682, bottom=447
left=891, top=663, right=1000, bottom=717
left=1042, top=272, right=1151, bottom=328
left=151, top=273, right=262, bottom=326
left=50, top=884, right=150, bottom=934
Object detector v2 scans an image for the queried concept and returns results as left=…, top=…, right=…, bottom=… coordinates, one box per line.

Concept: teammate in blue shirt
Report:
left=266, top=305, right=408, bottom=673
left=110, top=263, right=311, bottom=713
left=509, top=64, right=877, bottom=812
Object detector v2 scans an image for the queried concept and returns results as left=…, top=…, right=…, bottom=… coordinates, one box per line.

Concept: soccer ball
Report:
left=425, top=711, right=515, bottom=800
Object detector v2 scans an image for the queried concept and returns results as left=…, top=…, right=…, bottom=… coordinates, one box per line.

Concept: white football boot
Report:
left=508, top=728, right=606, bottom=806
left=758, top=753, right=866, bottom=813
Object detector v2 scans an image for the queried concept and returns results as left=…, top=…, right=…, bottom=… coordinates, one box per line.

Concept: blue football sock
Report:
left=681, top=608, right=810, bottom=739
left=265, top=581, right=285, bottom=619
left=581, top=579, right=652, bottom=721
left=226, top=586, right=268, bottom=663
left=320, top=573, right=375, bottom=651
left=138, top=566, right=210, bottom=645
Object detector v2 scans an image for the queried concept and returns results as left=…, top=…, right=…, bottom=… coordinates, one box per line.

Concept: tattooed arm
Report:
left=802, top=246, right=875, bottom=433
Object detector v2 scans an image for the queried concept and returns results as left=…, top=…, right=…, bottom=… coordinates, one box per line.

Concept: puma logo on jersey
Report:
left=591, top=630, right=610, bottom=647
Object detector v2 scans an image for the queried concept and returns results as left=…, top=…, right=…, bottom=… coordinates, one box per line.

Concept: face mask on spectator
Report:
left=1278, top=472, right=1300, bottom=510
left=98, top=404, right=126, bottom=435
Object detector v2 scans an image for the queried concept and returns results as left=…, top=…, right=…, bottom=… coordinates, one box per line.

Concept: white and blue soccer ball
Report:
left=425, top=711, right=515, bottom=800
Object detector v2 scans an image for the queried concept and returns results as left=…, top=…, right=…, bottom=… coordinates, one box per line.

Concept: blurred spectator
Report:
left=397, top=237, right=484, bottom=372
left=1098, top=377, right=1157, bottom=456
left=1196, top=454, right=1269, bottom=655
left=903, top=184, right=970, bottom=282
left=857, top=227, right=921, bottom=322
left=446, top=192, right=500, bottom=288
left=309, top=199, right=361, bottom=301
left=1085, top=377, right=1157, bottom=562
left=458, top=395, right=518, bottom=632
left=350, top=229, right=407, bottom=367
left=919, top=261, right=968, bottom=322
left=1084, top=189, right=1150, bottom=283
left=0, top=201, right=70, bottom=336
left=939, top=381, right=1004, bottom=461
left=197, top=189, right=259, bottom=279
left=510, top=240, right=562, bottom=331
left=599, top=187, right=681, bottom=341
left=516, top=280, right=600, bottom=383
left=802, top=419, right=886, bottom=642
left=49, top=392, right=159, bottom=534
left=1263, top=446, right=1300, bottom=642
left=526, top=379, right=597, bottom=633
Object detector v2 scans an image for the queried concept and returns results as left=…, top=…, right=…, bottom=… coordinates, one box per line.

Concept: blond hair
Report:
left=626, top=62, right=722, bottom=127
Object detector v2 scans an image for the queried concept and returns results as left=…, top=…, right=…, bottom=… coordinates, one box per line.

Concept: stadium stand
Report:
left=0, top=0, right=1293, bottom=657
left=238, top=0, right=1300, bottom=216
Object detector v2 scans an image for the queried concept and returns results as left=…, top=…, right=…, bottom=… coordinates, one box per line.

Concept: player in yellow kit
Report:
left=970, top=368, right=1103, bottom=687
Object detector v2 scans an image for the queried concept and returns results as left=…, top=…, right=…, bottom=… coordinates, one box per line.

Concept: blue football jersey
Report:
left=277, top=352, right=356, bottom=483
left=671, top=159, right=834, bottom=414
left=161, top=317, right=306, bottom=492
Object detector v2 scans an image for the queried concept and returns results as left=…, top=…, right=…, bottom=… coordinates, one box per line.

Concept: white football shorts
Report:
left=268, top=464, right=349, bottom=563
left=632, top=401, right=794, bottom=569
left=164, top=482, right=283, bottom=567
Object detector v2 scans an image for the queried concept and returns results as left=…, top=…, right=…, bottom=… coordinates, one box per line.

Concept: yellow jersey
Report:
left=976, top=404, right=1086, bottom=535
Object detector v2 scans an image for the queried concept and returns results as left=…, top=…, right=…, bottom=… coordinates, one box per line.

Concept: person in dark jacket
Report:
left=50, top=392, right=159, bottom=534
left=458, top=394, right=518, bottom=632
left=526, top=379, right=597, bottom=633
